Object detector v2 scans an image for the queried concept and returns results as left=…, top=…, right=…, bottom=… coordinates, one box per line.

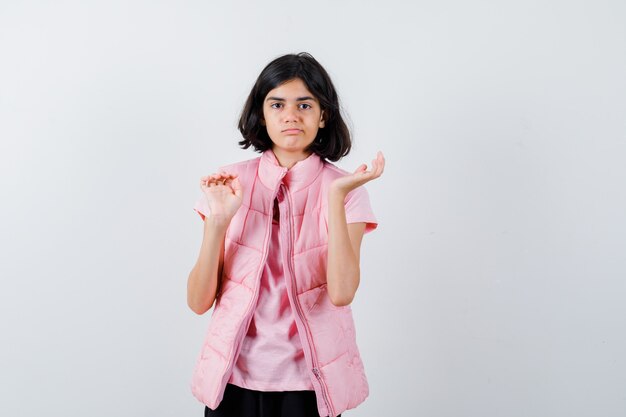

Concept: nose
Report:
left=282, top=104, right=299, bottom=123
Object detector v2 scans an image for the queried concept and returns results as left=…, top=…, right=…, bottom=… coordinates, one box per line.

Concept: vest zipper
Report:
left=217, top=179, right=285, bottom=401
left=280, top=184, right=335, bottom=417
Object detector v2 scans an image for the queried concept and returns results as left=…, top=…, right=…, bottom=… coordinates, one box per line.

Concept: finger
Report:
left=202, top=173, right=219, bottom=188
left=354, top=163, right=367, bottom=174
left=378, top=153, right=385, bottom=176
left=209, top=175, right=224, bottom=187
left=368, top=158, right=379, bottom=178
left=218, top=171, right=238, bottom=179
left=231, top=177, right=243, bottom=198
left=202, top=175, right=218, bottom=187
left=372, top=153, right=384, bottom=178
left=216, top=174, right=236, bottom=186
left=362, top=158, right=380, bottom=181
left=208, top=173, right=229, bottom=186
left=224, top=176, right=238, bottom=188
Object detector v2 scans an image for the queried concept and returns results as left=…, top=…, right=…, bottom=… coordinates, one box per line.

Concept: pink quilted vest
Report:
left=191, top=150, right=376, bottom=417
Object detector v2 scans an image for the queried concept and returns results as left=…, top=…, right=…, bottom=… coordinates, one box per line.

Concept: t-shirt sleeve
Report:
left=344, top=185, right=378, bottom=234
left=193, top=193, right=210, bottom=221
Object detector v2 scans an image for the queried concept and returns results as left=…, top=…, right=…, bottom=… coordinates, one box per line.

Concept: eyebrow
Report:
left=265, top=96, right=316, bottom=102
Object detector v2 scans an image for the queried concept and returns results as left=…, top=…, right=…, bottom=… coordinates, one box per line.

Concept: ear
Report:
left=260, top=118, right=266, bottom=126
left=319, top=111, right=325, bottom=128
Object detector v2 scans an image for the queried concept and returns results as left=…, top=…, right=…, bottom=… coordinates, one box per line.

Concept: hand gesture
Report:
left=199, top=172, right=243, bottom=222
left=330, top=151, right=385, bottom=196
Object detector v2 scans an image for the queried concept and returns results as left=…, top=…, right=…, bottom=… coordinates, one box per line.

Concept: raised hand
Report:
left=330, top=151, right=385, bottom=196
left=199, top=172, right=243, bottom=222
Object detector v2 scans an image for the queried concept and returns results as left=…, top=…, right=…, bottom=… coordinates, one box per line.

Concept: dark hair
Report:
left=238, top=52, right=351, bottom=162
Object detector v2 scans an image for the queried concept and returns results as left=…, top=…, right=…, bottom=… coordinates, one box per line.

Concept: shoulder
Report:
left=219, top=156, right=261, bottom=176
left=320, top=160, right=351, bottom=180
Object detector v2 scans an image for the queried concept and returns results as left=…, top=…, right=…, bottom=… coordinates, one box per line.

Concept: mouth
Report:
left=281, top=128, right=303, bottom=134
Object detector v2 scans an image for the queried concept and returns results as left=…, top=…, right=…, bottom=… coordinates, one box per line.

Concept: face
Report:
left=262, top=78, right=325, bottom=160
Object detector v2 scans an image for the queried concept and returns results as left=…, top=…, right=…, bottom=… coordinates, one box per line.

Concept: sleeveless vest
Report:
left=191, top=150, right=375, bottom=416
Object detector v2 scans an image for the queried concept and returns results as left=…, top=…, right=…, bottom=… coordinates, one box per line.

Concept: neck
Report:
left=271, top=148, right=311, bottom=170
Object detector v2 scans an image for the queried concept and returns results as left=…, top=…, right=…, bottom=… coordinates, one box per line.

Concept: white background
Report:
left=1, top=1, right=625, bottom=416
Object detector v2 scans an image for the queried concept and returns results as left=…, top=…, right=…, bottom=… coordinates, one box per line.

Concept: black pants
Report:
left=204, top=383, right=341, bottom=417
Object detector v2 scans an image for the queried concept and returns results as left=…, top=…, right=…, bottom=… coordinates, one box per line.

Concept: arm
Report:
left=187, top=216, right=229, bottom=314
left=326, top=189, right=366, bottom=306
left=326, top=151, right=385, bottom=306
left=187, top=172, right=242, bottom=315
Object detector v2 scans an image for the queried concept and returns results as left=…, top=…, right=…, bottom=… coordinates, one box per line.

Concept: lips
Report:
left=281, top=128, right=302, bottom=134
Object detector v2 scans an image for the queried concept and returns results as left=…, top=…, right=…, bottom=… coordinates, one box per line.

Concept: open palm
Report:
left=330, top=151, right=385, bottom=195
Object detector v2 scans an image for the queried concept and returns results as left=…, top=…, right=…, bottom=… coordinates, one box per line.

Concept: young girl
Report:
left=187, top=52, right=385, bottom=417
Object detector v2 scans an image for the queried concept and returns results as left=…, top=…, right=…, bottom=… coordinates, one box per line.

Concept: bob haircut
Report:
left=238, top=52, right=351, bottom=162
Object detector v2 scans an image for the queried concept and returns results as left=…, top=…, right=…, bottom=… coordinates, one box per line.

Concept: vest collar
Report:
left=258, top=149, right=324, bottom=192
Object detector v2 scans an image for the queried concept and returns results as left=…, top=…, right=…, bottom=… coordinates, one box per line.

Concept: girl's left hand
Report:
left=330, top=151, right=385, bottom=196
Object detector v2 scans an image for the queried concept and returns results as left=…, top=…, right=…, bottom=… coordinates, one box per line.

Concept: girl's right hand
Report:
left=199, top=172, right=243, bottom=223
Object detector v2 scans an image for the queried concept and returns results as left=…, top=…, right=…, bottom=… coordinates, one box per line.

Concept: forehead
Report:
left=265, top=78, right=318, bottom=101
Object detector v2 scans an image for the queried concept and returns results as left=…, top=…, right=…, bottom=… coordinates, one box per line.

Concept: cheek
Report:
left=263, top=111, right=277, bottom=126
left=265, top=119, right=280, bottom=134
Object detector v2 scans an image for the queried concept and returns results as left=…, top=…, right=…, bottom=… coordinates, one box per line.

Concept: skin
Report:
left=261, top=78, right=325, bottom=168
left=187, top=78, right=385, bottom=314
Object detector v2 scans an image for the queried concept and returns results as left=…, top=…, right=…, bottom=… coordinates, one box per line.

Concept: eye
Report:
left=299, top=103, right=312, bottom=110
left=270, top=102, right=283, bottom=109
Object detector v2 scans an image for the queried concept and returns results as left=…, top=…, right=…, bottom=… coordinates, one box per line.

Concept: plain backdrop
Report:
left=1, top=1, right=625, bottom=416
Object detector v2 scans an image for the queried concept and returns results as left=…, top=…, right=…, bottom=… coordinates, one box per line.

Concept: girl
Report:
left=187, top=52, right=385, bottom=417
